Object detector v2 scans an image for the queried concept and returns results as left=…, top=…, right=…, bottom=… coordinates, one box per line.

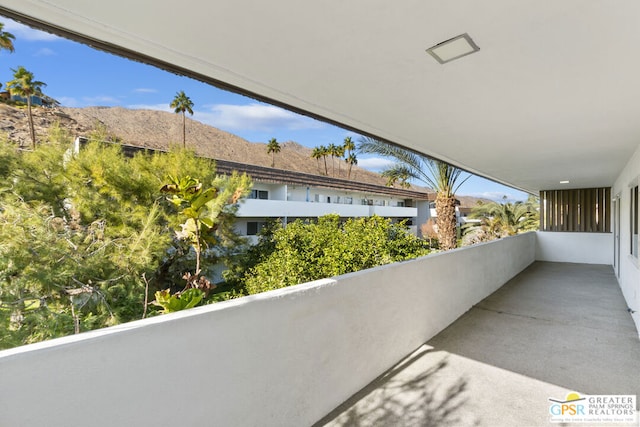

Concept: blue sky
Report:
left=0, top=17, right=529, bottom=201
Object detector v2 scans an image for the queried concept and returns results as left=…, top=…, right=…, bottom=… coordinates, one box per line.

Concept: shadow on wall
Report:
left=314, top=346, right=477, bottom=427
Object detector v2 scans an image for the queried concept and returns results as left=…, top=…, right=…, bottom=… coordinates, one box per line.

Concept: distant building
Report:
left=9, top=93, right=59, bottom=108
left=73, top=137, right=470, bottom=240
left=214, top=158, right=435, bottom=241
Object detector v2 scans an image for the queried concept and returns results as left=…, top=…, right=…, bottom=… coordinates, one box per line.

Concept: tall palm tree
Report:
left=319, top=145, right=329, bottom=175
left=327, top=143, right=338, bottom=176
left=334, top=144, right=345, bottom=177
left=311, top=146, right=323, bottom=174
left=267, top=137, right=281, bottom=168
left=170, top=90, right=194, bottom=148
left=0, top=22, right=15, bottom=57
left=343, top=136, right=357, bottom=179
left=358, top=136, right=469, bottom=250
left=6, top=66, right=46, bottom=149
left=346, top=152, right=358, bottom=179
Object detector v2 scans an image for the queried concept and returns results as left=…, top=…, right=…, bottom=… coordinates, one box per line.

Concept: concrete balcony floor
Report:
left=315, top=262, right=640, bottom=427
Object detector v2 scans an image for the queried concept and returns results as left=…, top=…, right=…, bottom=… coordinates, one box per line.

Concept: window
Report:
left=631, top=186, right=638, bottom=257
left=247, top=222, right=266, bottom=236
left=249, top=190, right=268, bottom=200
left=344, top=197, right=353, bottom=205
left=397, top=201, right=405, bottom=207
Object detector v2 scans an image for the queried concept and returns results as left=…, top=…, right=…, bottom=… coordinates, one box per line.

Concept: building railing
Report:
left=0, top=233, right=538, bottom=427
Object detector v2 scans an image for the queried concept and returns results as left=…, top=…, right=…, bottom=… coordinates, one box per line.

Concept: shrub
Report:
left=225, top=215, right=430, bottom=295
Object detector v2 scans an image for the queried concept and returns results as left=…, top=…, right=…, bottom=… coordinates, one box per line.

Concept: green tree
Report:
left=224, top=215, right=429, bottom=295
left=161, top=172, right=250, bottom=282
left=266, top=137, right=281, bottom=168
left=462, top=196, right=539, bottom=245
left=170, top=90, right=194, bottom=149
left=311, top=146, right=323, bottom=174
left=343, top=136, right=357, bottom=179
left=358, top=137, right=469, bottom=251
left=319, top=145, right=329, bottom=175
left=0, top=22, right=15, bottom=58
left=6, top=66, right=46, bottom=149
left=346, top=152, right=358, bottom=179
left=0, top=135, right=248, bottom=349
left=334, top=144, right=345, bottom=177
left=327, top=143, right=338, bottom=176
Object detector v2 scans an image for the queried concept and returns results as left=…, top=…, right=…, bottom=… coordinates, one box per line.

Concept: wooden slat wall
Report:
left=540, top=187, right=610, bottom=232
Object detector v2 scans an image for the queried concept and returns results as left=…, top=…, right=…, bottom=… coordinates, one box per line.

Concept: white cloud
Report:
left=464, top=191, right=520, bottom=202
left=356, top=157, right=395, bottom=171
left=56, top=97, right=80, bottom=107
left=127, top=103, right=172, bottom=112
left=133, top=88, right=158, bottom=94
left=3, top=20, right=61, bottom=42
left=82, top=95, right=122, bottom=105
left=195, top=103, right=325, bottom=132
left=34, top=47, right=56, bottom=56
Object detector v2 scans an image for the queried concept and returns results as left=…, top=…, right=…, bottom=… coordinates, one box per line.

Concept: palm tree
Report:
left=358, top=136, right=469, bottom=250
left=343, top=136, right=357, bottom=179
left=327, top=143, right=338, bottom=176
left=267, top=137, right=281, bottom=168
left=319, top=145, right=329, bottom=175
left=0, top=22, right=15, bottom=57
left=311, top=147, right=323, bottom=174
left=6, top=66, right=46, bottom=149
left=462, top=197, right=539, bottom=245
left=334, top=144, right=345, bottom=177
left=170, top=90, right=194, bottom=148
left=346, top=152, right=358, bottom=179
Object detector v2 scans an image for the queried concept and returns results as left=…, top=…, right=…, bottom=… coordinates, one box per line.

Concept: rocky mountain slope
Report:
left=0, top=103, right=487, bottom=206
left=1, top=104, right=392, bottom=185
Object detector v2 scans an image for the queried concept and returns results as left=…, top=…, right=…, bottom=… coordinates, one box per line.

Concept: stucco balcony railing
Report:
left=0, top=232, right=637, bottom=427
left=237, top=198, right=417, bottom=218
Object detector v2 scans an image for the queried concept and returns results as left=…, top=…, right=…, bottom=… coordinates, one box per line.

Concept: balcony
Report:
left=317, top=261, right=639, bottom=426
left=1, top=232, right=636, bottom=427
left=237, top=198, right=417, bottom=218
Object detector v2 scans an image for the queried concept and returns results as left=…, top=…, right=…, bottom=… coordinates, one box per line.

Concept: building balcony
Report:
left=1, top=231, right=636, bottom=427
left=368, top=204, right=417, bottom=217
left=237, top=198, right=417, bottom=218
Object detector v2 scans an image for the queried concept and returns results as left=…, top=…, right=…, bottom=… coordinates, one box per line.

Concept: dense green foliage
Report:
left=462, top=196, right=539, bottom=245
left=224, top=215, right=430, bottom=295
left=0, top=130, right=249, bottom=349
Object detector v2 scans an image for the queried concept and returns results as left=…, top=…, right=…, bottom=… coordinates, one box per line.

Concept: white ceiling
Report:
left=2, top=1, right=640, bottom=194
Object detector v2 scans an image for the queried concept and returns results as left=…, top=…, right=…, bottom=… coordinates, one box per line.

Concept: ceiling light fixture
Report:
left=426, top=33, right=480, bottom=64
left=560, top=180, right=570, bottom=184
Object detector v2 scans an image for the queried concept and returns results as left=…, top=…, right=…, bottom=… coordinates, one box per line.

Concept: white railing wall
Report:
left=535, top=231, right=613, bottom=265
left=0, top=233, right=536, bottom=427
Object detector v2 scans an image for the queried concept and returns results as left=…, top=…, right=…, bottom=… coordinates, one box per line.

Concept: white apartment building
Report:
left=214, top=159, right=436, bottom=241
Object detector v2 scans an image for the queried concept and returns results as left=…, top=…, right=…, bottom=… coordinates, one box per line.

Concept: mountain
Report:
left=1, top=104, right=395, bottom=185
left=0, top=104, right=489, bottom=206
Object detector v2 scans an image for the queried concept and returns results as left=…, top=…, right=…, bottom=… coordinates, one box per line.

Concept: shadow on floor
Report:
left=314, top=346, right=478, bottom=427
left=315, top=263, right=639, bottom=426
